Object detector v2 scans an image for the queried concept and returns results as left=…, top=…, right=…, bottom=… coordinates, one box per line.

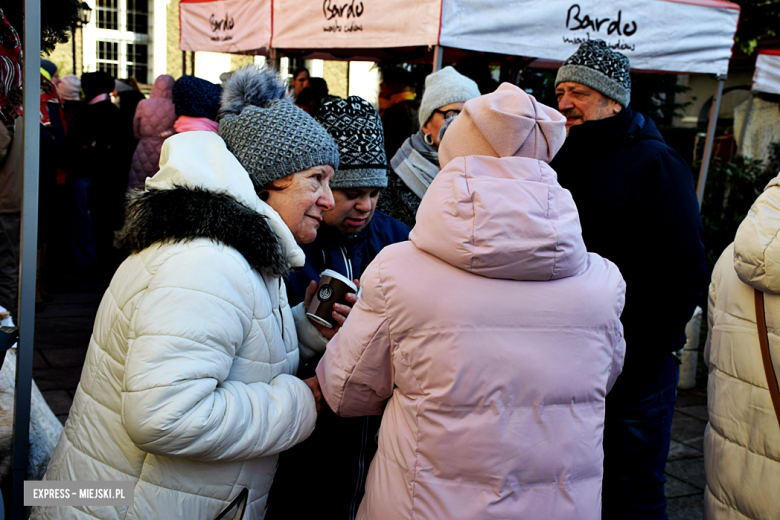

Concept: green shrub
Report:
left=700, top=143, right=780, bottom=271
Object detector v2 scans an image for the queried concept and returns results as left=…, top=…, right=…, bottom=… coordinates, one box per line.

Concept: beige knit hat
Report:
left=438, top=83, right=566, bottom=169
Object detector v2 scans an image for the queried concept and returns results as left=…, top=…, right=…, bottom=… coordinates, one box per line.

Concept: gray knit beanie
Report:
left=555, top=40, right=631, bottom=107
left=218, top=66, right=339, bottom=190
left=315, top=96, right=387, bottom=189
left=418, top=66, right=481, bottom=127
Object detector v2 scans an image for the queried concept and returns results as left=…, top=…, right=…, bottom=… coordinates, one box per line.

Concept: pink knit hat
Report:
left=438, top=83, right=567, bottom=169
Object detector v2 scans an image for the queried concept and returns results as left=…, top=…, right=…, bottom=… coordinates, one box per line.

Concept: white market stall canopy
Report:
left=180, top=0, right=740, bottom=74
left=752, top=50, right=780, bottom=95
left=440, top=0, right=739, bottom=74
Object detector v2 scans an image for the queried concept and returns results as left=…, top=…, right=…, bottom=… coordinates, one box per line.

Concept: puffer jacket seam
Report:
left=129, top=332, right=288, bottom=363
left=395, top=348, right=425, bottom=396
left=132, top=474, right=239, bottom=502
left=713, top=306, right=774, bottom=330
left=382, top=324, right=622, bottom=334
left=546, top=182, right=559, bottom=281
left=95, top=291, right=128, bottom=368
left=375, top=257, right=392, bottom=334
left=61, top=438, right=140, bottom=479
left=337, top=320, right=390, bottom=410
left=123, top=453, right=148, bottom=519
left=713, top=428, right=780, bottom=466
left=709, top=392, right=780, bottom=465
left=705, top=485, right=755, bottom=520
left=758, top=225, right=780, bottom=273
left=710, top=361, right=779, bottom=393
left=433, top=401, right=604, bottom=410
left=142, top=285, right=256, bottom=323
left=410, top=395, right=422, bottom=519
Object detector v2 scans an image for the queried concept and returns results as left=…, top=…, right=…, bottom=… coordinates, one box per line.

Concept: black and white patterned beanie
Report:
left=315, top=96, right=387, bottom=190
left=555, top=40, right=631, bottom=107
left=218, top=66, right=339, bottom=190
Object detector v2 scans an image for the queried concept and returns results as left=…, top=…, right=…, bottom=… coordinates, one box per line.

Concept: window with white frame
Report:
left=97, top=0, right=119, bottom=31
left=91, top=0, right=150, bottom=83
left=96, top=41, right=119, bottom=78
left=126, top=43, right=148, bottom=84
left=126, top=0, right=148, bottom=35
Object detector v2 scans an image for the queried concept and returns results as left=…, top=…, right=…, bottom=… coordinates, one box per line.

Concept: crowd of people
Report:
left=0, top=5, right=778, bottom=518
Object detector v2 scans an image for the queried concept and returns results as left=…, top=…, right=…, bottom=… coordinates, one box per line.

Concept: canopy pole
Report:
left=12, top=0, right=41, bottom=516
left=268, top=48, right=278, bottom=71
left=432, top=46, right=443, bottom=72
left=696, top=75, right=726, bottom=208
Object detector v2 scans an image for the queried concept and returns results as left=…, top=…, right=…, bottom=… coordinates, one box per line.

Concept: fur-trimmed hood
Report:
left=117, top=131, right=305, bottom=276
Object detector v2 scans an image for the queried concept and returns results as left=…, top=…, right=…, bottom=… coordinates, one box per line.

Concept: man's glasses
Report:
left=432, top=108, right=461, bottom=120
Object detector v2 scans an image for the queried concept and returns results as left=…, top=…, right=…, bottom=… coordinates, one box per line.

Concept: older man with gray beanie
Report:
left=550, top=39, right=708, bottom=520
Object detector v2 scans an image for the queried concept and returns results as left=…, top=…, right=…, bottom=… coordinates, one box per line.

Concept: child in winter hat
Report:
left=172, top=75, right=223, bottom=133
left=58, top=74, right=81, bottom=101
left=172, top=75, right=223, bottom=120
left=555, top=39, right=631, bottom=107
left=438, top=83, right=566, bottom=169
left=418, top=66, right=481, bottom=128
left=218, top=66, right=339, bottom=190
left=315, top=96, right=387, bottom=189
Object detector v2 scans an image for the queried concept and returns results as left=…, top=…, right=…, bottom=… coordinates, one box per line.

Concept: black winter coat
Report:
left=266, top=210, right=409, bottom=520
left=550, top=107, right=708, bottom=376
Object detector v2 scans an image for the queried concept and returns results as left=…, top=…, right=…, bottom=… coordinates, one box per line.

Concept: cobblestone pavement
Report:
left=31, top=286, right=710, bottom=519
left=666, top=390, right=708, bottom=520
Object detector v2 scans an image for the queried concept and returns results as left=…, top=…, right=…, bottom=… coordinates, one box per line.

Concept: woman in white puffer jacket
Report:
left=33, top=66, right=342, bottom=519
left=705, top=173, right=780, bottom=519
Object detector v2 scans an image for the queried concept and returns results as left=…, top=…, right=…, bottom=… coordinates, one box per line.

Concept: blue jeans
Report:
left=602, top=353, right=680, bottom=520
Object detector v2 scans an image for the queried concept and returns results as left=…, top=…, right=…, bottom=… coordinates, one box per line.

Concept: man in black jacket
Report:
left=267, top=97, right=409, bottom=520
left=550, top=40, right=708, bottom=520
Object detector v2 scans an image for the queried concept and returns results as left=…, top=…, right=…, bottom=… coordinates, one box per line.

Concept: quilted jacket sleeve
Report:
left=734, top=175, right=780, bottom=295
left=291, top=302, right=329, bottom=361
left=704, top=247, right=728, bottom=369
left=605, top=258, right=627, bottom=394
left=316, top=260, right=394, bottom=417
left=121, top=246, right=317, bottom=462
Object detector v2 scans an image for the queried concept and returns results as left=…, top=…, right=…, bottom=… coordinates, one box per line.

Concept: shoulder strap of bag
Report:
left=754, top=288, right=780, bottom=430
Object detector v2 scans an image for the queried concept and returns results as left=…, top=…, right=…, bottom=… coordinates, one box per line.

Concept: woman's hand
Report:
left=304, top=279, right=359, bottom=340
left=303, top=375, right=322, bottom=415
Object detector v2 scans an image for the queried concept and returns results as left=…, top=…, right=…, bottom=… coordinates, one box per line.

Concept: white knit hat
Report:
left=418, top=66, right=481, bottom=127
left=59, top=74, right=81, bottom=101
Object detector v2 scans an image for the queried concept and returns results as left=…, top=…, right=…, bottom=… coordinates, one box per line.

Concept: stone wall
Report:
left=323, top=61, right=348, bottom=98
left=167, top=0, right=183, bottom=78
left=46, top=28, right=83, bottom=76
left=230, top=55, right=255, bottom=71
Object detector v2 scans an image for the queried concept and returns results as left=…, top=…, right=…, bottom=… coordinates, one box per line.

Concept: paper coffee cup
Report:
left=306, top=269, right=357, bottom=328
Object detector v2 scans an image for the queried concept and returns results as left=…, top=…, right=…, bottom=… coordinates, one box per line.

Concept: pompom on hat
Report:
left=555, top=39, right=631, bottom=107
left=218, top=65, right=339, bottom=190
left=315, top=96, right=387, bottom=189
left=438, top=83, right=566, bottom=169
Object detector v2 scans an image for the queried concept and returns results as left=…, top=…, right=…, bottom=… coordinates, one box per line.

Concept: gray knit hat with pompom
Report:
left=218, top=66, right=339, bottom=189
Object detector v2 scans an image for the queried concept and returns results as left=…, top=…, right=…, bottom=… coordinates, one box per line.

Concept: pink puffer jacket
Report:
left=317, top=153, right=627, bottom=520
left=127, top=75, right=176, bottom=191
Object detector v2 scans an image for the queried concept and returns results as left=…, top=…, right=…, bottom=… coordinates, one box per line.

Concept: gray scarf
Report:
left=390, top=130, right=440, bottom=199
